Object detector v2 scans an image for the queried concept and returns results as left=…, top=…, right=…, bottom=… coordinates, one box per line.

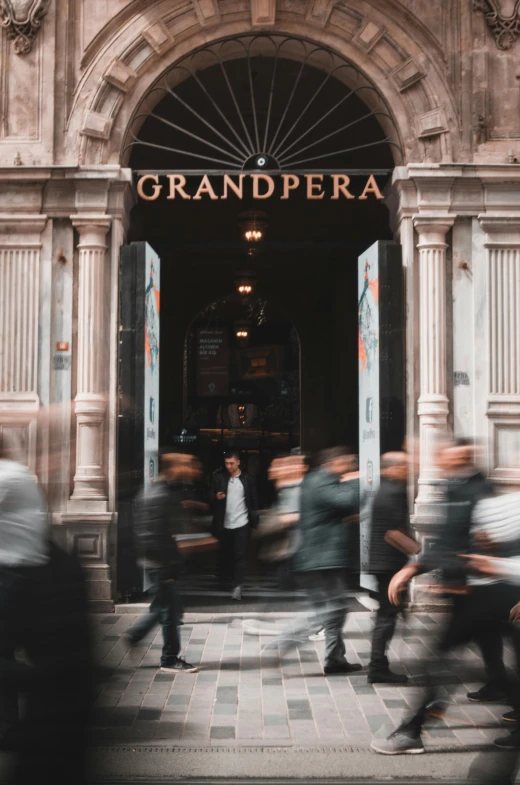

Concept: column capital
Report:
left=71, top=214, right=111, bottom=235
left=413, top=214, right=455, bottom=249
left=478, top=213, right=520, bottom=247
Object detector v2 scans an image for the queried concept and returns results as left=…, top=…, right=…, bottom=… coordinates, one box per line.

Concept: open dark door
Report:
left=117, top=242, right=161, bottom=600
left=358, top=241, right=405, bottom=592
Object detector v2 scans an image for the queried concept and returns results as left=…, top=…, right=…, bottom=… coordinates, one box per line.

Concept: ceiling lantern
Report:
left=238, top=210, right=268, bottom=255
left=234, top=268, right=256, bottom=298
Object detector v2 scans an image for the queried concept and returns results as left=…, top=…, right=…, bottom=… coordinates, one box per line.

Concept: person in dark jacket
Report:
left=126, top=451, right=206, bottom=673
left=371, top=438, right=496, bottom=755
left=263, top=446, right=362, bottom=675
left=367, top=452, right=411, bottom=684
left=210, top=450, right=259, bottom=601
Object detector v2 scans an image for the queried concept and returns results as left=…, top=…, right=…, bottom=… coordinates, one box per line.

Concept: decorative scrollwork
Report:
left=0, top=0, right=51, bottom=54
left=473, top=0, right=520, bottom=50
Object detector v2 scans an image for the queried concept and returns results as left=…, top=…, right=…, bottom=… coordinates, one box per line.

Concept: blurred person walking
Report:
left=210, top=450, right=259, bottom=601
left=258, top=454, right=307, bottom=589
left=0, top=436, right=49, bottom=752
left=126, top=451, right=205, bottom=673
left=262, top=446, right=362, bottom=675
left=371, top=439, right=498, bottom=755
left=0, top=432, right=94, bottom=784
left=367, top=452, right=415, bottom=684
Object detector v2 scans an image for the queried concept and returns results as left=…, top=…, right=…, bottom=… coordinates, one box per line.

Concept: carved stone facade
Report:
left=0, top=1, right=519, bottom=608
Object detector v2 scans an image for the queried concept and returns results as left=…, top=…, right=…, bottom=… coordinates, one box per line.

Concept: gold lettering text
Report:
left=306, top=174, right=325, bottom=200
left=331, top=174, right=356, bottom=200
left=137, top=174, right=162, bottom=201
left=193, top=174, right=219, bottom=200
left=167, top=175, right=191, bottom=200
left=252, top=174, right=275, bottom=199
left=222, top=175, right=245, bottom=200
left=281, top=174, right=300, bottom=200
left=358, top=174, right=384, bottom=201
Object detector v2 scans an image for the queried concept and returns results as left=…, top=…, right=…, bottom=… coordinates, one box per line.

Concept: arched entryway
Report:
left=115, top=32, right=400, bottom=602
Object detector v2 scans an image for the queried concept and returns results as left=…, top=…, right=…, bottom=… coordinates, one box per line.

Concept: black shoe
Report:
left=160, top=657, right=198, bottom=673
left=368, top=669, right=408, bottom=684
left=494, top=729, right=520, bottom=749
left=502, top=710, right=520, bottom=724
left=324, top=661, right=362, bottom=675
left=467, top=684, right=509, bottom=703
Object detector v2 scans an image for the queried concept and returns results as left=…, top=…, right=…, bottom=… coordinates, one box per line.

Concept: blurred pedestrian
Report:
left=371, top=438, right=498, bottom=755
left=262, top=446, right=361, bottom=675
left=126, top=451, right=203, bottom=672
left=210, top=450, right=259, bottom=601
left=258, top=454, right=307, bottom=589
left=0, top=431, right=93, bottom=784
left=0, top=435, right=49, bottom=752
left=367, top=451, right=415, bottom=684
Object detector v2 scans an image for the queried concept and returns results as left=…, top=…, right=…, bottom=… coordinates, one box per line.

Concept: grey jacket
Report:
left=293, top=468, right=359, bottom=573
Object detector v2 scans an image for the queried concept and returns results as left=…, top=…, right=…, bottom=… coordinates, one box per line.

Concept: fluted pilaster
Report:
left=480, top=215, right=520, bottom=487
left=0, top=246, right=39, bottom=394
left=70, top=216, right=111, bottom=507
left=414, top=217, right=454, bottom=509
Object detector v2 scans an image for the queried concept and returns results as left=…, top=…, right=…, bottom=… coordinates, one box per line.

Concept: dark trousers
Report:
left=369, top=572, right=403, bottom=673
left=219, top=525, right=249, bottom=588
left=1, top=548, right=93, bottom=785
left=0, top=567, right=42, bottom=744
left=402, top=583, right=520, bottom=737
left=267, top=569, right=349, bottom=668
left=127, top=567, right=183, bottom=665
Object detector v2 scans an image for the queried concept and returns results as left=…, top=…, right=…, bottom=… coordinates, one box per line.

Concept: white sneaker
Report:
left=309, top=628, right=325, bottom=641
left=231, top=586, right=242, bottom=601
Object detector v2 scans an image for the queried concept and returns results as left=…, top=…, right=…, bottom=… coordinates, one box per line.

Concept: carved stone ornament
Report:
left=0, top=0, right=51, bottom=54
left=474, top=0, right=520, bottom=50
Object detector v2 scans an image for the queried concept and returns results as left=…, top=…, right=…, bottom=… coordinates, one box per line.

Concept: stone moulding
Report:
left=0, top=0, right=51, bottom=54
left=473, top=0, right=520, bottom=50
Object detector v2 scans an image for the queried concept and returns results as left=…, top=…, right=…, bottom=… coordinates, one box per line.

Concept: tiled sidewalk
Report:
left=90, top=611, right=511, bottom=748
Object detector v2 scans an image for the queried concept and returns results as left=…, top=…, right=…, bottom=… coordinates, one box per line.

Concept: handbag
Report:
left=176, top=534, right=219, bottom=553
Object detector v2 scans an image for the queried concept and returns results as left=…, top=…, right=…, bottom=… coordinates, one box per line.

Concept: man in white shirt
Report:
left=211, top=451, right=259, bottom=600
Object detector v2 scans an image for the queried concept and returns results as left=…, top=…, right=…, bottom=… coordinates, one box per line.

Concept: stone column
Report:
left=70, top=215, right=111, bottom=509
left=414, top=216, right=454, bottom=515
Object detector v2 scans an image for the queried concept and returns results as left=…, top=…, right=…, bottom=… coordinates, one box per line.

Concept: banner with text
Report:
left=358, top=242, right=380, bottom=593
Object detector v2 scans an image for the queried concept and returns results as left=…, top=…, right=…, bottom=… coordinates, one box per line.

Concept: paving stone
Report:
left=136, top=708, right=162, bottom=721
left=210, top=726, right=236, bottom=739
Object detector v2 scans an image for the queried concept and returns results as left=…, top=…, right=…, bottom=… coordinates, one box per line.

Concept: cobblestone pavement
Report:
left=90, top=610, right=513, bottom=749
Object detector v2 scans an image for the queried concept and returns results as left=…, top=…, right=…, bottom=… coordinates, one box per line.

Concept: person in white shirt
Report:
left=0, top=436, right=49, bottom=750
left=210, top=451, right=259, bottom=601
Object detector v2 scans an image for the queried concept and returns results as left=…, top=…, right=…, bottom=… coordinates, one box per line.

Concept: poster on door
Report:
left=196, top=328, right=229, bottom=396
left=358, top=242, right=380, bottom=593
left=144, top=244, right=160, bottom=495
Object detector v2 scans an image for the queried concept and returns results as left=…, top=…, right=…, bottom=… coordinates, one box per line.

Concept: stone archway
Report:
left=63, top=0, right=461, bottom=168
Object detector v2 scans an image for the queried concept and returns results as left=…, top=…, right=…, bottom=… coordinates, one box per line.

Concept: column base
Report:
left=54, top=511, right=115, bottom=611
left=410, top=506, right=450, bottom=609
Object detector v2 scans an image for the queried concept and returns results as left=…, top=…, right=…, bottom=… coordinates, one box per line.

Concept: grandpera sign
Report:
left=136, top=173, right=384, bottom=201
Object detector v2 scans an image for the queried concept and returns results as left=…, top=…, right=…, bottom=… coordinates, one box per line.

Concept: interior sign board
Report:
left=358, top=241, right=405, bottom=592
left=196, top=328, right=229, bottom=396
left=237, top=346, right=283, bottom=380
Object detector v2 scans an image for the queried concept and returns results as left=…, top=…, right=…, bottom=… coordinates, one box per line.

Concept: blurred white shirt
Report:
left=0, top=459, right=49, bottom=567
left=224, top=473, right=248, bottom=530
